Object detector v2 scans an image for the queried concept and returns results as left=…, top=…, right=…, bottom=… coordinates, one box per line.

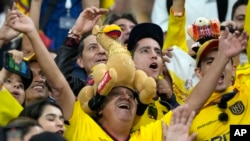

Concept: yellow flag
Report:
left=0, top=87, right=23, bottom=126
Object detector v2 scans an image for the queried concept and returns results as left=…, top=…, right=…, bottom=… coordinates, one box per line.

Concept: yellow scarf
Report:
left=203, top=86, right=236, bottom=108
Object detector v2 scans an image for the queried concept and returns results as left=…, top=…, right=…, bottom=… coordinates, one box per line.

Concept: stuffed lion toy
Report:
left=78, top=24, right=156, bottom=117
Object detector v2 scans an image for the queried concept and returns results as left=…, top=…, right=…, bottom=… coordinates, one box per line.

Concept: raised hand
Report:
left=0, top=3, right=20, bottom=41
left=163, top=104, right=197, bottom=141
left=162, top=48, right=173, bottom=63
left=8, top=49, right=24, bottom=64
left=157, top=77, right=172, bottom=99
left=71, top=6, right=108, bottom=35
left=218, top=27, right=249, bottom=59
left=220, top=20, right=237, bottom=33
left=6, top=9, right=36, bottom=35
left=172, top=0, right=185, bottom=13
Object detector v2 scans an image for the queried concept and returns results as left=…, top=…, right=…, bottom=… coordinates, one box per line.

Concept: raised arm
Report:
left=7, top=6, right=108, bottom=120
left=82, top=0, right=100, bottom=9
left=163, top=0, right=188, bottom=52
left=21, top=0, right=42, bottom=56
left=0, top=4, right=20, bottom=49
left=187, top=28, right=249, bottom=114
left=6, top=9, right=75, bottom=120
left=163, top=104, right=196, bottom=141
left=55, top=7, right=108, bottom=96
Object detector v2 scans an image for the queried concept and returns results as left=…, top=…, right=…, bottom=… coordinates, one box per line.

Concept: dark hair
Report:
left=5, top=117, right=40, bottom=140
left=197, top=48, right=234, bottom=68
left=30, top=131, right=67, bottom=141
left=27, top=60, right=51, bottom=92
left=127, top=23, right=163, bottom=54
left=104, top=12, right=138, bottom=25
left=19, top=99, right=63, bottom=121
left=231, top=0, right=248, bottom=20
left=77, top=31, right=92, bottom=57
left=95, top=87, right=137, bottom=120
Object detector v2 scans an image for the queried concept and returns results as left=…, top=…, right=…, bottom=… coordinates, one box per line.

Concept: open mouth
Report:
left=149, top=62, right=158, bottom=70
left=32, top=85, right=44, bottom=90
left=118, top=103, right=130, bottom=110
left=56, top=130, right=64, bottom=135
left=218, top=74, right=225, bottom=83
left=11, top=91, right=20, bottom=98
left=96, top=58, right=107, bottom=63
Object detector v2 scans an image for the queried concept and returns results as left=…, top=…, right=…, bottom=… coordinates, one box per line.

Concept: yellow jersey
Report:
left=189, top=74, right=250, bottom=141
left=163, top=8, right=194, bottom=105
left=64, top=100, right=170, bottom=141
left=132, top=98, right=170, bottom=131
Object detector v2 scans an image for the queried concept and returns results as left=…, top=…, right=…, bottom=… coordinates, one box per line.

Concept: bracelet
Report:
left=171, top=9, right=184, bottom=17
left=68, top=29, right=83, bottom=40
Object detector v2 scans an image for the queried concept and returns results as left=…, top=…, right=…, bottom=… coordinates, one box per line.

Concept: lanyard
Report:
left=65, top=0, right=72, bottom=17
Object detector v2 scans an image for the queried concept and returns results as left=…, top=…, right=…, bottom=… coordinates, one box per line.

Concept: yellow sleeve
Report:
left=0, top=87, right=23, bottom=126
left=130, top=111, right=173, bottom=141
left=245, top=3, right=250, bottom=62
left=131, top=120, right=163, bottom=141
left=163, top=7, right=188, bottom=52
left=100, top=0, right=114, bottom=9
left=64, top=101, right=113, bottom=141
left=162, top=110, right=172, bottom=125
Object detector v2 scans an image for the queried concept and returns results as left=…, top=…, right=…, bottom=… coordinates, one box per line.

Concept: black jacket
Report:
left=55, top=37, right=86, bottom=96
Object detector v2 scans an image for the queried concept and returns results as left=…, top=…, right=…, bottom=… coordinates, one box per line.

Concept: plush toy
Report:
left=78, top=24, right=156, bottom=117
left=187, top=17, right=220, bottom=42
left=187, top=17, right=220, bottom=57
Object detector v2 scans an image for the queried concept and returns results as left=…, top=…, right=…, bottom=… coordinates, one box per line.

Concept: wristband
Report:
left=68, top=29, right=83, bottom=40
left=64, top=29, right=83, bottom=48
left=171, top=9, right=184, bottom=17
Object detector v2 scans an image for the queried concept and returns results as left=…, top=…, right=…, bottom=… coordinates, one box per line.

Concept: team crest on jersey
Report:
left=229, top=101, right=244, bottom=115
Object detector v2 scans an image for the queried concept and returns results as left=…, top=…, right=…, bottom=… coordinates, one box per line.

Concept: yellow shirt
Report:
left=64, top=101, right=171, bottom=141
left=0, top=87, right=23, bottom=126
left=163, top=8, right=192, bottom=104
left=189, top=76, right=250, bottom=141
left=132, top=98, right=169, bottom=131
left=236, top=62, right=250, bottom=84
left=163, top=8, right=188, bottom=52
